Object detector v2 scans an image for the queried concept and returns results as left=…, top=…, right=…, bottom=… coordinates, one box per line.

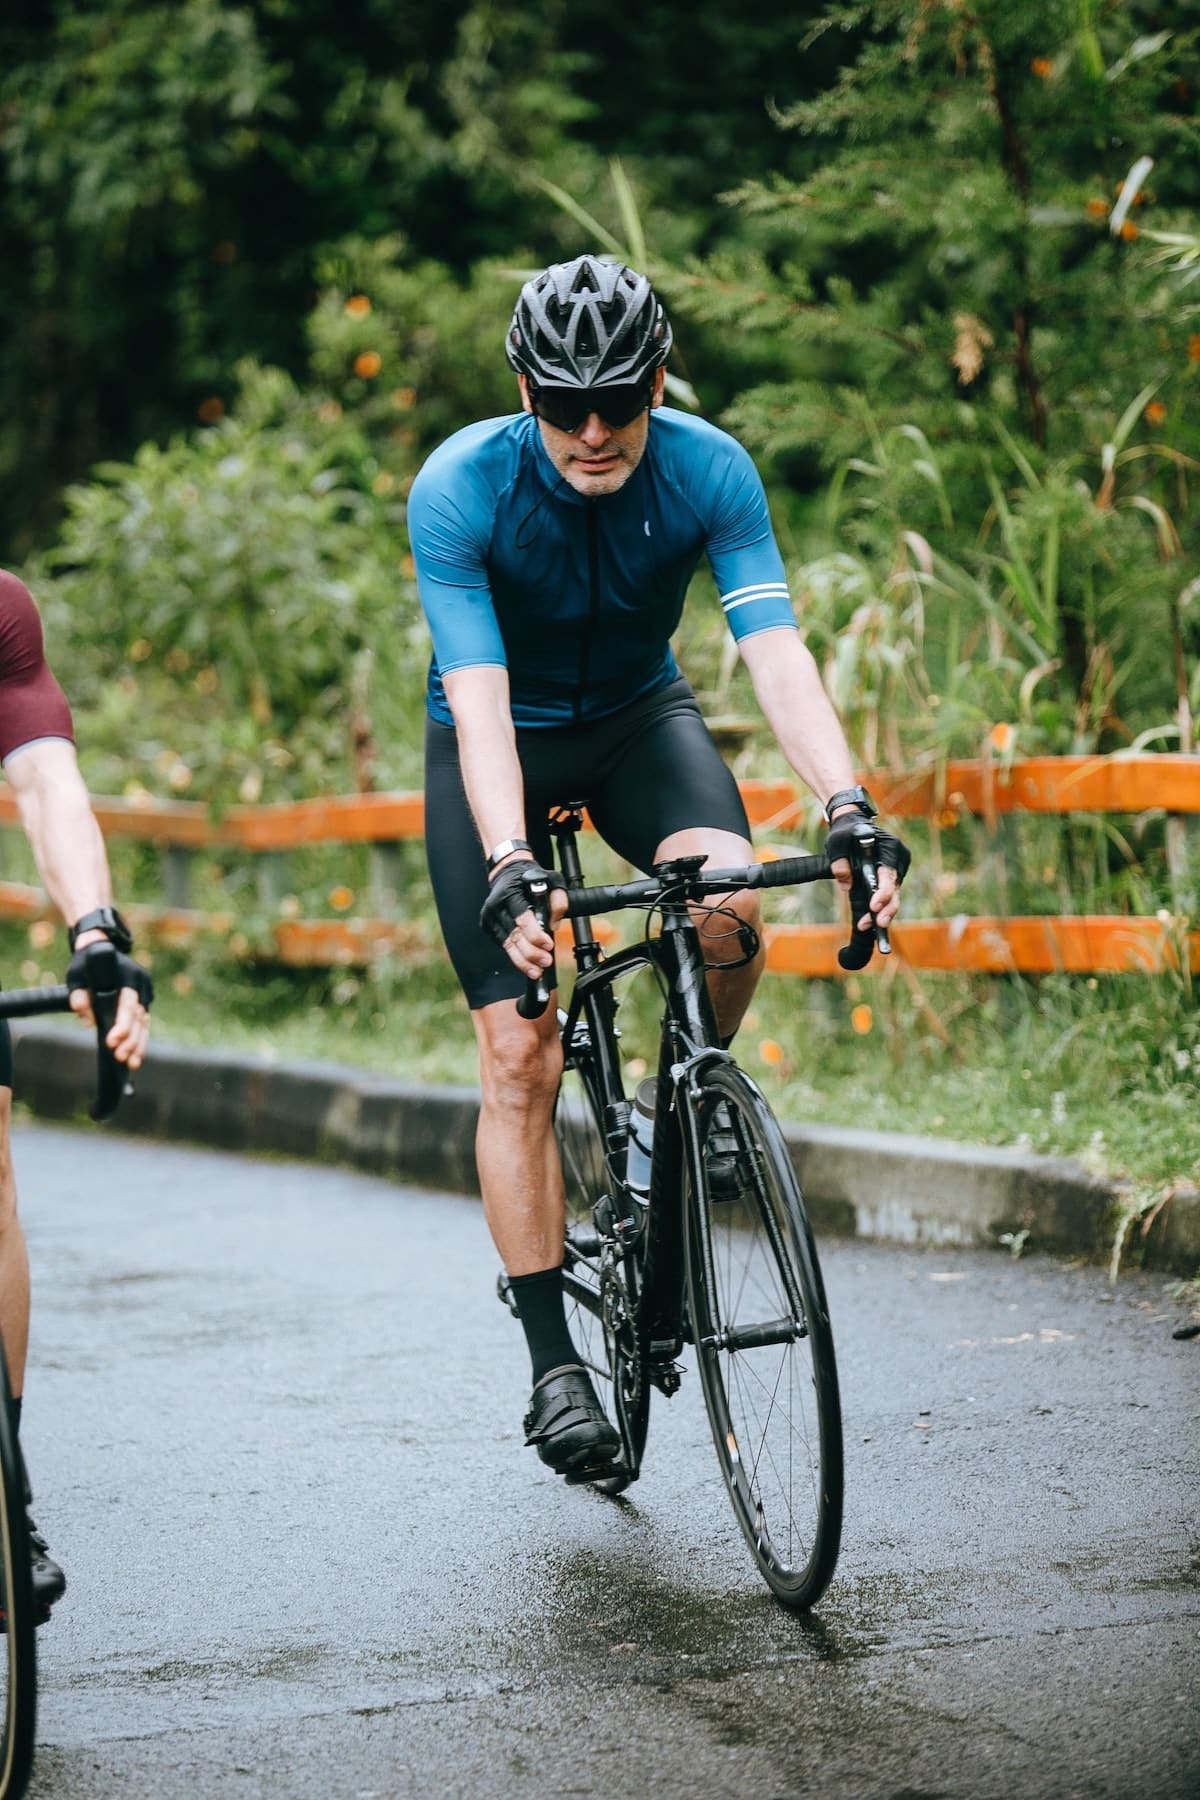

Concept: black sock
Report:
left=8, top=1395, right=20, bottom=1441
left=509, top=1266, right=579, bottom=1385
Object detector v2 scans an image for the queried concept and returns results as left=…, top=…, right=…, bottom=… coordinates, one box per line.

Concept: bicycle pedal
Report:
left=496, top=1270, right=521, bottom=1318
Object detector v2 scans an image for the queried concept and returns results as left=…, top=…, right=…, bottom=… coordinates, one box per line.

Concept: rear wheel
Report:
left=0, top=1350, right=36, bottom=1799
left=684, top=1063, right=843, bottom=1608
left=553, top=1049, right=650, bottom=1489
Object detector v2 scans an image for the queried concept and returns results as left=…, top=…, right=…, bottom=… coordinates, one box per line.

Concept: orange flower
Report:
left=989, top=721, right=1015, bottom=753
left=354, top=350, right=382, bottom=379
left=850, top=1004, right=874, bottom=1035
left=196, top=396, right=224, bottom=423
left=329, top=886, right=355, bottom=912
left=1085, top=198, right=1108, bottom=219
left=1030, top=57, right=1053, bottom=78
left=1145, top=401, right=1167, bottom=426
left=759, top=1038, right=784, bottom=1066
left=1188, top=335, right=1200, bottom=365
left=344, top=294, right=372, bottom=318
left=1119, top=220, right=1139, bottom=242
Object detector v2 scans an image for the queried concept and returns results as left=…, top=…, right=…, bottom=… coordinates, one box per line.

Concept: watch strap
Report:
left=485, top=837, right=532, bottom=876
left=823, top=785, right=878, bottom=823
left=68, top=907, right=133, bottom=953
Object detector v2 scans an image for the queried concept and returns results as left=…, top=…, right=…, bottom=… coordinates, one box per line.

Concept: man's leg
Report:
left=0, top=1088, right=30, bottom=1399
left=470, top=997, right=619, bottom=1477
left=652, top=827, right=766, bottom=1040
left=0, top=1085, right=66, bottom=1611
left=470, top=998, right=565, bottom=1280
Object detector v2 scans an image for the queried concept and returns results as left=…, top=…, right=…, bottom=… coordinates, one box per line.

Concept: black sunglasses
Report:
left=529, top=380, right=653, bottom=433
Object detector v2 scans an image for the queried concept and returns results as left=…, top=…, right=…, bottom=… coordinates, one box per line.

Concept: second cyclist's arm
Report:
left=4, top=737, right=114, bottom=929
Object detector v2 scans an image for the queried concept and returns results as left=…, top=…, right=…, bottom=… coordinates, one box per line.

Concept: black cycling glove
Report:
left=823, top=814, right=912, bottom=885
left=67, top=941, right=155, bottom=1007
left=479, top=861, right=565, bottom=949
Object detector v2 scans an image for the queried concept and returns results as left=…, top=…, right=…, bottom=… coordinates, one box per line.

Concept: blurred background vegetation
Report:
left=1, top=0, right=1198, bottom=1194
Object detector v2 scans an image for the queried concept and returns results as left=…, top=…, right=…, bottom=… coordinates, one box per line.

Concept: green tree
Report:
left=659, top=1, right=1200, bottom=757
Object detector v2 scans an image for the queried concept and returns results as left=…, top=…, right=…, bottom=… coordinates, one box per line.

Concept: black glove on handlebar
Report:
left=823, top=815, right=912, bottom=886
left=478, top=861, right=565, bottom=949
left=67, top=943, right=155, bottom=1007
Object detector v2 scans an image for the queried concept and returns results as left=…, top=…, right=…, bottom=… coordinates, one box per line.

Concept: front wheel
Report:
left=0, top=1350, right=36, bottom=1799
left=683, top=1063, right=843, bottom=1609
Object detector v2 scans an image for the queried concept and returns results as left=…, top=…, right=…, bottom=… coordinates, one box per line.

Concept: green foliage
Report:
left=32, top=360, right=425, bottom=803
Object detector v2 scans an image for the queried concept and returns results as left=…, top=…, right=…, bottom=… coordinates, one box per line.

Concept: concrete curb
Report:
left=11, top=1024, right=1199, bottom=1275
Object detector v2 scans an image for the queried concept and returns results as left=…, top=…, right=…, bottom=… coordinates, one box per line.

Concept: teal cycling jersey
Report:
left=407, top=405, right=798, bottom=728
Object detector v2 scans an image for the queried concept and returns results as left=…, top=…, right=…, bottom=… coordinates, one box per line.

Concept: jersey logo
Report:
left=644, top=520, right=651, bottom=536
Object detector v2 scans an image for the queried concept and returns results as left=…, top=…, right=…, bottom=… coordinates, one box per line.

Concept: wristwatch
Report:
left=485, top=837, right=532, bottom=875
left=823, top=785, right=878, bottom=823
left=68, top=906, right=134, bottom=954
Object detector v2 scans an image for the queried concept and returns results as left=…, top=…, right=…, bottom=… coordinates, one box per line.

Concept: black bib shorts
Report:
left=425, top=676, right=752, bottom=1010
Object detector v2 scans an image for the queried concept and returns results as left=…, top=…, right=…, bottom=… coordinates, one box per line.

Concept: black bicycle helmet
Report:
left=506, top=255, right=672, bottom=387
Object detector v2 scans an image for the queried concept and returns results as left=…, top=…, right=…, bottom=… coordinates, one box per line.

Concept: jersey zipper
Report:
left=575, top=502, right=601, bottom=721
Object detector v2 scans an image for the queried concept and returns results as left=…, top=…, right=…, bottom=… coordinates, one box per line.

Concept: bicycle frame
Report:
left=549, top=806, right=734, bottom=1380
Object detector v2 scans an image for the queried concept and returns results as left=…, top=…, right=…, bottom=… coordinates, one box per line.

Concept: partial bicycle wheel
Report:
left=683, top=1062, right=843, bottom=1608
left=553, top=1038, right=650, bottom=1489
left=0, top=1350, right=36, bottom=1800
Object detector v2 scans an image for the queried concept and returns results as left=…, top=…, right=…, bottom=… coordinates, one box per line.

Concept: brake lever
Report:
left=516, top=876, right=553, bottom=1021
left=856, top=841, right=891, bottom=958
left=81, top=943, right=133, bottom=1121
left=835, top=832, right=890, bottom=971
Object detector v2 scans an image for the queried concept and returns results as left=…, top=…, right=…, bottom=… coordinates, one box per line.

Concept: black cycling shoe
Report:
left=523, top=1364, right=620, bottom=1480
left=28, top=1518, right=66, bottom=1617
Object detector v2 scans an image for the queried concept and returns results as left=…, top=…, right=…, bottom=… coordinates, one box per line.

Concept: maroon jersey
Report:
left=0, top=570, right=74, bottom=762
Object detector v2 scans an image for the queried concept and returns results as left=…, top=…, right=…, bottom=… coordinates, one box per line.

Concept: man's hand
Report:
left=479, top=861, right=567, bottom=978
left=66, top=943, right=154, bottom=1070
left=823, top=814, right=911, bottom=933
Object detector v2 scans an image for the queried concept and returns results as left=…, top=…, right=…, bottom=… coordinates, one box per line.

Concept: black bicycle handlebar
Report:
left=0, top=943, right=131, bottom=1121
left=518, top=845, right=891, bottom=1018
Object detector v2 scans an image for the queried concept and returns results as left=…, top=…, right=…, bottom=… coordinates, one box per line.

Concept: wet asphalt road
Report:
left=9, top=1123, right=1199, bottom=1800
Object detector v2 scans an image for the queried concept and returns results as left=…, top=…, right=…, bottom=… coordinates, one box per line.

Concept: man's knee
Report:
left=475, top=1008, right=563, bottom=1114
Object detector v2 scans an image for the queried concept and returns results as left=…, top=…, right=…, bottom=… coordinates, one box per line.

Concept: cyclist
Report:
left=408, top=255, right=909, bottom=1483
left=0, top=568, right=153, bottom=1614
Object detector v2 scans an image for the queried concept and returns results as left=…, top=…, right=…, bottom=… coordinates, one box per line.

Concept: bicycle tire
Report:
left=0, top=1350, right=36, bottom=1800
left=683, top=1062, right=843, bottom=1608
left=553, top=1054, right=650, bottom=1491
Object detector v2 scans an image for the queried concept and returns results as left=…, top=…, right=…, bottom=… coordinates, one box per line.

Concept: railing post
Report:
left=257, top=852, right=290, bottom=910
left=164, top=845, right=193, bottom=910
left=369, top=841, right=402, bottom=916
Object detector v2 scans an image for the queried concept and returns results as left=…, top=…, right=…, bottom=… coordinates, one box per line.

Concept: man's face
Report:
left=519, top=370, right=665, bottom=497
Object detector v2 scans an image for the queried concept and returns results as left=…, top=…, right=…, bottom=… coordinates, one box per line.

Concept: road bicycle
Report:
left=0, top=949, right=130, bottom=1800
left=499, top=803, right=888, bottom=1611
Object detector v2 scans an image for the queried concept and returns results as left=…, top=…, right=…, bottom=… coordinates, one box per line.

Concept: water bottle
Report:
left=625, top=1077, right=657, bottom=1196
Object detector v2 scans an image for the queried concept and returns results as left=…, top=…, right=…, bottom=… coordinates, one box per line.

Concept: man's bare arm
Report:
left=4, top=737, right=150, bottom=1065
left=4, top=737, right=113, bottom=925
left=738, top=628, right=900, bottom=928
